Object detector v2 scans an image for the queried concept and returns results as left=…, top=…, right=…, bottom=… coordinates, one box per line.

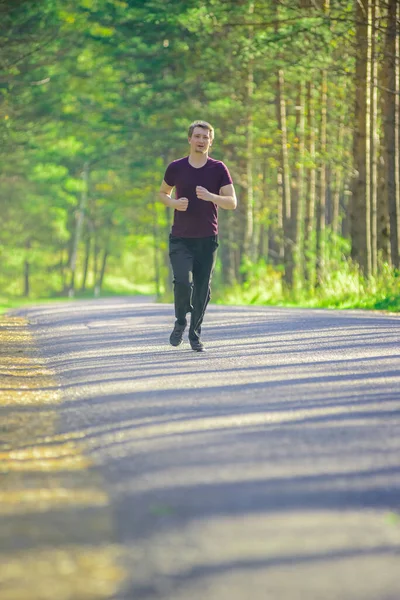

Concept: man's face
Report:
left=188, top=127, right=212, bottom=154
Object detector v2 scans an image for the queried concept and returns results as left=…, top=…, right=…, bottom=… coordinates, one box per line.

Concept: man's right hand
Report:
left=174, top=197, right=189, bottom=211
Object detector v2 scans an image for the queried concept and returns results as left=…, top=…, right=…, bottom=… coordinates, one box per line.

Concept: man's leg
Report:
left=169, top=236, right=194, bottom=345
left=189, top=237, right=218, bottom=347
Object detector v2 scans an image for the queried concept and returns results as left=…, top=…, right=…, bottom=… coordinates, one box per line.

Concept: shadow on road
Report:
left=7, top=299, right=400, bottom=599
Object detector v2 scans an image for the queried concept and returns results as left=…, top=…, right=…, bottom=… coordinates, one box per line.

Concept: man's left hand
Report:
left=196, top=186, right=214, bottom=202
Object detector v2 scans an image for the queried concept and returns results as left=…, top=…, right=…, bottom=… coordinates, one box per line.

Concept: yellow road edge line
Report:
left=0, top=315, right=127, bottom=599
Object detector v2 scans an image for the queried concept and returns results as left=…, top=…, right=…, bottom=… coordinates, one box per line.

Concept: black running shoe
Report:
left=190, top=339, right=205, bottom=352
left=169, top=321, right=186, bottom=346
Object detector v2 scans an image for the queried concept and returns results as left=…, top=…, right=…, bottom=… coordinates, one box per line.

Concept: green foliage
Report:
left=214, top=250, right=400, bottom=313
left=0, top=0, right=397, bottom=315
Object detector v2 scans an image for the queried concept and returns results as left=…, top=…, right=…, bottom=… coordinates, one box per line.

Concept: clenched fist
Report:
left=174, top=197, right=189, bottom=211
left=196, top=186, right=214, bottom=202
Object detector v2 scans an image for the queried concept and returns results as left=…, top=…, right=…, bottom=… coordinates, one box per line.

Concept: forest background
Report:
left=1, top=0, right=399, bottom=312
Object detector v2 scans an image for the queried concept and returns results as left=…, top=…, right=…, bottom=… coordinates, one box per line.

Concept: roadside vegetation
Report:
left=1, top=1, right=399, bottom=314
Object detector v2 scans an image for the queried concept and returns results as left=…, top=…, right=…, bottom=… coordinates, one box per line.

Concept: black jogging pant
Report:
left=169, top=235, right=218, bottom=342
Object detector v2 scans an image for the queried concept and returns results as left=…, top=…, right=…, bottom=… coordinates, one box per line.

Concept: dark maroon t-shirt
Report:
left=164, top=156, right=233, bottom=238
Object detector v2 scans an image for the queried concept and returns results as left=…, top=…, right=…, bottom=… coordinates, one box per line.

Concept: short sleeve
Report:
left=164, top=162, right=176, bottom=187
left=220, top=162, right=233, bottom=188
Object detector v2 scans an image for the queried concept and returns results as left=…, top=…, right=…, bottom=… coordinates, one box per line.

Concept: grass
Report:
left=1, top=263, right=399, bottom=315
left=213, top=260, right=400, bottom=313
left=0, top=281, right=156, bottom=316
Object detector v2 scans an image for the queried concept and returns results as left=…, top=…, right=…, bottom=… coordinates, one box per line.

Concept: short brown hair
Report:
left=188, top=120, right=214, bottom=141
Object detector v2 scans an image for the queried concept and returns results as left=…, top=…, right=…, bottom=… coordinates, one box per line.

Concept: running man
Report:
left=159, top=120, right=237, bottom=351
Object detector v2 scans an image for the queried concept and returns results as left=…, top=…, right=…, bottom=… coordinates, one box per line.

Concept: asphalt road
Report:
left=11, top=298, right=400, bottom=599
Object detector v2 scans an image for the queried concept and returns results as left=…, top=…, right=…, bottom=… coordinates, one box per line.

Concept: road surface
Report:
left=2, top=298, right=400, bottom=600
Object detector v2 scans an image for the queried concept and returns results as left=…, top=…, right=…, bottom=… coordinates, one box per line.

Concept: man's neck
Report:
left=188, top=151, right=208, bottom=168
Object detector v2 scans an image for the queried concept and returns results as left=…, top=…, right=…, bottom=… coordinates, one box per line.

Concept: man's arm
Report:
left=196, top=183, right=237, bottom=210
left=159, top=180, right=188, bottom=211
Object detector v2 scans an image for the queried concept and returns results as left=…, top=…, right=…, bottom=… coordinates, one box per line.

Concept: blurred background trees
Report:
left=1, top=0, right=399, bottom=309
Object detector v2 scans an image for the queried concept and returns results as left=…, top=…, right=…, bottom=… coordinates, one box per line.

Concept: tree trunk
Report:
left=382, top=0, right=400, bottom=268
left=163, top=205, right=173, bottom=295
left=220, top=208, right=237, bottom=286
left=377, top=3, right=391, bottom=262
left=273, top=169, right=284, bottom=264
left=332, top=120, right=344, bottom=238
left=152, top=195, right=161, bottom=299
left=80, top=224, right=91, bottom=293
left=242, top=1, right=255, bottom=270
left=60, top=249, right=66, bottom=293
left=370, top=0, right=380, bottom=274
left=276, top=68, right=293, bottom=288
left=92, top=222, right=100, bottom=295
left=316, top=69, right=328, bottom=286
left=304, top=79, right=316, bottom=286
left=377, top=153, right=391, bottom=262
left=68, top=161, right=89, bottom=296
left=23, top=240, right=31, bottom=298
left=350, top=0, right=372, bottom=276
left=97, top=247, right=109, bottom=291
left=252, top=159, right=261, bottom=262
left=293, top=80, right=306, bottom=288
